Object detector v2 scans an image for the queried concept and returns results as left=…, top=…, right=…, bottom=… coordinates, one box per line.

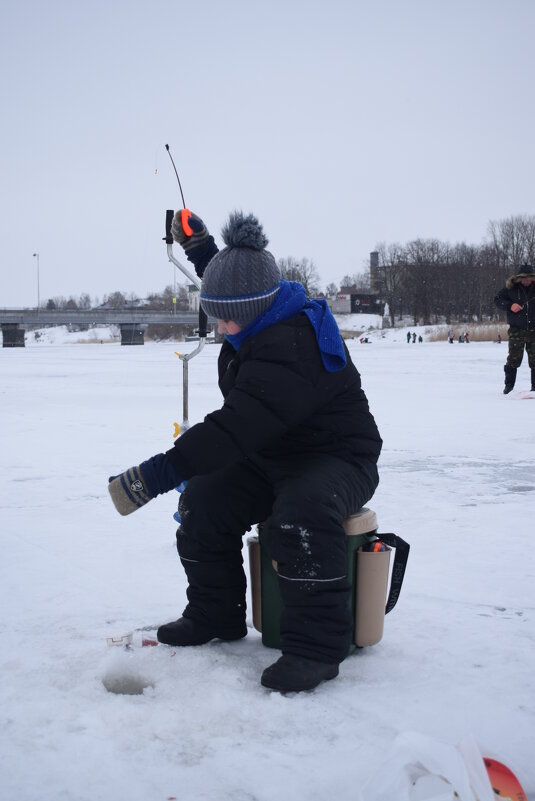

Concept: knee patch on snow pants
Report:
left=262, top=513, right=354, bottom=664
left=259, top=459, right=378, bottom=663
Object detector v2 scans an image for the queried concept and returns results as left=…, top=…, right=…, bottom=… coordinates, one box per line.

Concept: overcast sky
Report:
left=1, top=0, right=534, bottom=307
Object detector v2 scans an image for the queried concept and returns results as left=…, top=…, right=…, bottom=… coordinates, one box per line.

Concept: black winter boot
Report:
left=157, top=617, right=247, bottom=646
left=261, top=654, right=339, bottom=693
left=531, top=368, right=535, bottom=392
left=503, top=366, right=517, bottom=394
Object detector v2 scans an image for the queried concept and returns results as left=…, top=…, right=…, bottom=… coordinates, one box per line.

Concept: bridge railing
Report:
left=0, top=309, right=217, bottom=347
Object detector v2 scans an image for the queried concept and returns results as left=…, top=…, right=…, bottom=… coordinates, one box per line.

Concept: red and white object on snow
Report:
left=483, top=757, right=528, bottom=801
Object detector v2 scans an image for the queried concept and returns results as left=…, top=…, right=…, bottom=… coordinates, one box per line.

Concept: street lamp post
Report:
left=32, top=253, right=40, bottom=314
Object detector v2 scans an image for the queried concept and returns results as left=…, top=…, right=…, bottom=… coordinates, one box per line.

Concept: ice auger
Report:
left=164, top=208, right=209, bottom=437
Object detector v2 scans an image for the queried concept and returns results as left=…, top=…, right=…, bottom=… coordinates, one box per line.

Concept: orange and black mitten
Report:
left=171, top=210, right=218, bottom=278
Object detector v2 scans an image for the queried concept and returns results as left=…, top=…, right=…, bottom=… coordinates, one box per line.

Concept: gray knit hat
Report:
left=200, top=211, right=281, bottom=326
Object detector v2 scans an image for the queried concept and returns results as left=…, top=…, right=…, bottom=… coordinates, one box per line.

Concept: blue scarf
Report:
left=225, top=280, right=347, bottom=372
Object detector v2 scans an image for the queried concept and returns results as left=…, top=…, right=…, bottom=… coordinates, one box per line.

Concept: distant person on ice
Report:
left=108, top=211, right=382, bottom=693
left=494, top=264, right=535, bottom=394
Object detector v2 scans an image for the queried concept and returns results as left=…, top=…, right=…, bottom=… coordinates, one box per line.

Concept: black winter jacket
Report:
left=494, top=276, right=535, bottom=330
left=166, top=313, right=382, bottom=482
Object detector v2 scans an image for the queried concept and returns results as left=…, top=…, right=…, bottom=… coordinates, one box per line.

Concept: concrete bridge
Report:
left=0, top=308, right=215, bottom=346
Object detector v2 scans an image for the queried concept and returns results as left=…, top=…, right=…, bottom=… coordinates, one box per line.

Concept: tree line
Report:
left=44, top=263, right=325, bottom=314
left=372, top=214, right=535, bottom=327
left=44, top=285, right=191, bottom=312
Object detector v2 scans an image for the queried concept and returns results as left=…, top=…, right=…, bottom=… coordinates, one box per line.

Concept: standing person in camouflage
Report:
left=494, top=264, right=535, bottom=394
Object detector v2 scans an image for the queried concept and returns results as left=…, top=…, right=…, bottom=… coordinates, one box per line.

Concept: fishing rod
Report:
left=164, top=144, right=201, bottom=291
left=163, top=144, right=209, bottom=436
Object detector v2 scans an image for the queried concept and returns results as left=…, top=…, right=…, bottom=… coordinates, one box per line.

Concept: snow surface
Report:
left=27, top=324, right=120, bottom=346
left=1, top=330, right=534, bottom=801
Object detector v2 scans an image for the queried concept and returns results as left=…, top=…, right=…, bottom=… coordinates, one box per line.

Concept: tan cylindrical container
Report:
left=343, top=508, right=378, bottom=537
left=247, top=536, right=262, bottom=633
left=354, top=547, right=391, bottom=647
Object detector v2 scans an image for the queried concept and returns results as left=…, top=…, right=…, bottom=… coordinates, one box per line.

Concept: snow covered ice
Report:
left=1, top=329, right=534, bottom=801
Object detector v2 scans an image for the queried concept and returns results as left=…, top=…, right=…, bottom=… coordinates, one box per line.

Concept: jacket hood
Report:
left=506, top=264, right=535, bottom=289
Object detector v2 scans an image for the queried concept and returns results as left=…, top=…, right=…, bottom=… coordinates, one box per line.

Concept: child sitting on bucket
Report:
left=108, top=210, right=382, bottom=693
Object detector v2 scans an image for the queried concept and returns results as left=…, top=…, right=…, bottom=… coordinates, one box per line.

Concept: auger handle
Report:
left=165, top=210, right=174, bottom=245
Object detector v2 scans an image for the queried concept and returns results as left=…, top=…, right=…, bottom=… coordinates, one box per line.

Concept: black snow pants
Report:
left=175, top=454, right=378, bottom=664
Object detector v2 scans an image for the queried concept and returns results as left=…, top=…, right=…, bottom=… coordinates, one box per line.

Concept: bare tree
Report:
left=352, top=272, right=371, bottom=292
left=340, top=275, right=355, bottom=290
left=487, top=214, right=535, bottom=273
left=48, top=295, right=67, bottom=309
left=278, top=257, right=321, bottom=296
left=374, top=242, right=408, bottom=326
left=340, top=273, right=370, bottom=291
left=477, top=243, right=504, bottom=320
left=325, top=282, right=339, bottom=298
left=403, top=239, right=444, bottom=325
left=177, top=284, right=190, bottom=311
left=103, top=291, right=127, bottom=308
left=78, top=293, right=92, bottom=309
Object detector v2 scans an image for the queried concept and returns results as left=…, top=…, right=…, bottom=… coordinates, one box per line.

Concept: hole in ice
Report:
left=101, top=650, right=155, bottom=695
left=102, top=671, right=154, bottom=695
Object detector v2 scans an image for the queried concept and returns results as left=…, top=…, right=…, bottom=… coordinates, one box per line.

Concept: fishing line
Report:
left=165, top=144, right=186, bottom=209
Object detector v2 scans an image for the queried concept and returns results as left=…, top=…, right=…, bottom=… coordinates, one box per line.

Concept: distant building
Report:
left=329, top=252, right=385, bottom=315
left=349, top=293, right=385, bottom=315
left=331, top=294, right=351, bottom=314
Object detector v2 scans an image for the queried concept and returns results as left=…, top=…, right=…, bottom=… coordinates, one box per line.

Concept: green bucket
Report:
left=248, top=508, right=379, bottom=652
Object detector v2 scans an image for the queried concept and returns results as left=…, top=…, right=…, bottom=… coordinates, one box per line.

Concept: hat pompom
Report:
left=221, top=211, right=269, bottom=251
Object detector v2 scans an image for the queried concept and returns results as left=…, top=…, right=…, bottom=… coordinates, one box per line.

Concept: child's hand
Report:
left=108, top=465, right=157, bottom=515
left=108, top=454, right=183, bottom=516
left=171, top=210, right=209, bottom=251
left=171, top=210, right=218, bottom=278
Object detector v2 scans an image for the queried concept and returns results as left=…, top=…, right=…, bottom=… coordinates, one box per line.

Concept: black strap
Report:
left=164, top=210, right=174, bottom=244
left=377, top=534, right=410, bottom=614
left=197, top=307, right=208, bottom=339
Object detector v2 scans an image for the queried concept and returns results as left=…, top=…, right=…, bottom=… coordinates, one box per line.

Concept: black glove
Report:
left=108, top=454, right=183, bottom=516
left=171, top=210, right=218, bottom=277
